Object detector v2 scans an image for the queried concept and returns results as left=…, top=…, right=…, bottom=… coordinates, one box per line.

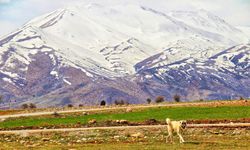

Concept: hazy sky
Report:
left=0, top=0, right=250, bottom=37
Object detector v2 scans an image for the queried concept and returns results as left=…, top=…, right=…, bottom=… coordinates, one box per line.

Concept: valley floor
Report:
left=0, top=100, right=249, bottom=149
left=0, top=126, right=249, bottom=150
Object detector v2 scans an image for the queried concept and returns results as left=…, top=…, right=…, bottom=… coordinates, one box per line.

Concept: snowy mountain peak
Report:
left=0, top=1, right=249, bottom=107
left=24, top=9, right=67, bottom=29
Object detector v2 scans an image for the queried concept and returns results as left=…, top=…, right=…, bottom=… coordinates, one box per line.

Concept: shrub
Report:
left=29, top=103, right=37, bottom=109
left=239, top=96, right=244, bottom=100
left=114, top=100, right=125, bottom=105
left=79, top=104, right=83, bottom=107
left=125, top=101, right=130, bottom=105
left=146, top=98, right=151, bottom=104
left=100, top=100, right=106, bottom=106
left=155, top=96, right=165, bottom=103
left=21, top=104, right=29, bottom=109
left=52, top=111, right=60, bottom=117
left=67, top=104, right=73, bottom=108
left=173, top=94, right=181, bottom=102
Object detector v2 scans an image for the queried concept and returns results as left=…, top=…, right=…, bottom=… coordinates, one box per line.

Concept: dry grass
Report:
left=0, top=127, right=249, bottom=150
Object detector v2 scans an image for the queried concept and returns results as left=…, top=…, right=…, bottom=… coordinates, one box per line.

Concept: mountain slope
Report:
left=135, top=44, right=250, bottom=100
left=0, top=1, right=249, bottom=107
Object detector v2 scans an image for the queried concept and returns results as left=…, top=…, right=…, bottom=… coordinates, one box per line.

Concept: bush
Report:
left=67, top=104, right=73, bottom=108
left=239, top=96, right=244, bottom=100
left=100, top=100, right=106, bottom=106
left=114, top=100, right=125, bottom=105
left=124, top=101, right=130, bottom=105
left=173, top=94, right=181, bottom=102
left=79, top=104, right=83, bottom=107
left=146, top=98, right=151, bottom=104
left=155, top=96, right=165, bottom=103
left=29, top=103, right=37, bottom=109
left=21, top=104, right=29, bottom=109
left=52, top=111, right=60, bottom=117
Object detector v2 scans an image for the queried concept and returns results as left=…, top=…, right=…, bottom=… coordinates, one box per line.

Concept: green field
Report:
left=0, top=105, right=249, bottom=129
left=0, top=104, right=250, bottom=149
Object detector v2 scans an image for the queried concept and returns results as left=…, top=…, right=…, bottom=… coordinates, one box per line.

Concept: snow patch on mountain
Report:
left=0, top=1, right=249, bottom=106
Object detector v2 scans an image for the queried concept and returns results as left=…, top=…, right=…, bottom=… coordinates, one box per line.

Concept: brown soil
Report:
left=188, top=118, right=250, bottom=124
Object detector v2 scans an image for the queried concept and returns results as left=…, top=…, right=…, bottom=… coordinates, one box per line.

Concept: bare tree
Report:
left=146, top=98, right=151, bottom=104
left=100, top=100, right=106, bottom=106
left=67, top=104, right=74, bottom=108
left=173, top=94, right=181, bottom=102
left=21, top=104, right=29, bottom=109
left=29, top=103, right=37, bottom=109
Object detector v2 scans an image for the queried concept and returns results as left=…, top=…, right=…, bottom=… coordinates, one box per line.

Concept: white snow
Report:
left=0, top=0, right=248, bottom=79
left=41, top=48, right=52, bottom=52
left=145, top=74, right=153, bottom=79
left=237, top=26, right=250, bottom=40
left=63, top=78, right=72, bottom=85
left=85, top=72, right=93, bottom=78
left=2, top=77, right=13, bottom=84
left=49, top=54, right=56, bottom=65
left=0, top=70, right=19, bottom=78
left=50, top=71, right=59, bottom=78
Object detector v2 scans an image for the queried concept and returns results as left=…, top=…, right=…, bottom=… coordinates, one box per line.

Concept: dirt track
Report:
left=0, top=101, right=249, bottom=135
left=0, top=123, right=249, bottom=135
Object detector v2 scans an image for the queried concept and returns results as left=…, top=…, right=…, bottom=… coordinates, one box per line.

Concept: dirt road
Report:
left=0, top=123, right=249, bottom=135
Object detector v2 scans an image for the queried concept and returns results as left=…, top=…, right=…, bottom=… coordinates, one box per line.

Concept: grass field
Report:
left=0, top=105, right=249, bottom=129
left=0, top=102, right=250, bottom=149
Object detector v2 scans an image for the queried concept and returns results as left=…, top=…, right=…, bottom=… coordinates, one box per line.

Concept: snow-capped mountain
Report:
left=135, top=44, right=250, bottom=100
left=0, top=2, right=249, bottom=107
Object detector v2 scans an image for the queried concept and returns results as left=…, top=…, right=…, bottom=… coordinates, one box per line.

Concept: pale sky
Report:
left=0, top=0, right=250, bottom=37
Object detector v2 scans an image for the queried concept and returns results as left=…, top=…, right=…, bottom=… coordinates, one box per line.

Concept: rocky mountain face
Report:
left=0, top=1, right=249, bottom=108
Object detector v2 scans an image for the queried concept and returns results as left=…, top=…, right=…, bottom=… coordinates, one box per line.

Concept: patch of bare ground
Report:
left=189, top=118, right=250, bottom=124
left=0, top=126, right=249, bottom=149
left=1, top=118, right=250, bottom=131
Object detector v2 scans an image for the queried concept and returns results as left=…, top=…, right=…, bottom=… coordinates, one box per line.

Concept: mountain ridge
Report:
left=0, top=2, right=249, bottom=108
